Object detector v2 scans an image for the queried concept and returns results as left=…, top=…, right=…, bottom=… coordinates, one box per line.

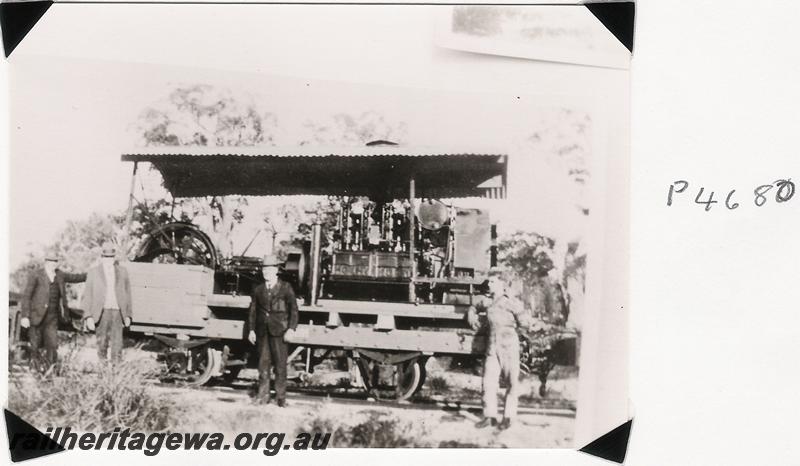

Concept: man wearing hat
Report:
left=20, top=252, right=87, bottom=370
left=468, top=270, right=537, bottom=430
left=247, top=255, right=299, bottom=406
left=80, top=242, right=133, bottom=362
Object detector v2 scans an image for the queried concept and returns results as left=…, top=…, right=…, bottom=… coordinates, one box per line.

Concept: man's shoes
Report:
left=475, top=417, right=498, bottom=428
left=498, top=418, right=513, bottom=430
left=254, top=395, right=271, bottom=405
left=277, top=399, right=287, bottom=408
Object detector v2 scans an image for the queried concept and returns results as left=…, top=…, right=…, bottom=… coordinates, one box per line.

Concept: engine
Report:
left=133, top=196, right=497, bottom=305
left=320, top=196, right=496, bottom=304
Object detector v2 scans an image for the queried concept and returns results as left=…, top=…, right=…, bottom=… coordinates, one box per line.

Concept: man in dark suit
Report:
left=247, top=255, right=299, bottom=406
left=20, top=253, right=86, bottom=371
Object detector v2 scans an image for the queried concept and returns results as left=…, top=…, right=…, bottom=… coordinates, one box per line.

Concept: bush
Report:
left=427, top=376, right=450, bottom=393
left=439, top=440, right=481, bottom=448
left=9, top=353, right=177, bottom=432
left=344, top=413, right=418, bottom=448
left=302, top=412, right=429, bottom=448
left=304, top=415, right=338, bottom=436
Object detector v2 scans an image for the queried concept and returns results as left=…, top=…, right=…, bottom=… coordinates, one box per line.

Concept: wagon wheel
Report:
left=134, top=222, right=218, bottom=269
left=395, top=358, right=427, bottom=401
left=184, top=346, right=223, bottom=386
left=163, top=346, right=222, bottom=386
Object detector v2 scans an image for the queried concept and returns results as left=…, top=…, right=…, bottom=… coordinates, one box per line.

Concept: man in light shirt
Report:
left=468, top=270, right=538, bottom=431
left=81, top=242, right=133, bottom=362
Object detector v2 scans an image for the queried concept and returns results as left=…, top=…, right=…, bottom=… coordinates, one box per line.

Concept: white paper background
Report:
left=1, top=0, right=799, bottom=465
left=629, top=0, right=800, bottom=464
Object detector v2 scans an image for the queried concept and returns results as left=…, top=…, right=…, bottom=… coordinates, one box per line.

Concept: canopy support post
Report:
left=408, top=177, right=416, bottom=303
left=309, top=223, right=323, bottom=306
left=123, top=161, right=139, bottom=256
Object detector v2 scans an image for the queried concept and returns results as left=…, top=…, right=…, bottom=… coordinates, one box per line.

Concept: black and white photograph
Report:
left=2, top=2, right=630, bottom=460
left=5, top=1, right=800, bottom=465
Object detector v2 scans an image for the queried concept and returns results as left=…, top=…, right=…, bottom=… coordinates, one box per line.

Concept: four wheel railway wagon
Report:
left=118, top=145, right=509, bottom=400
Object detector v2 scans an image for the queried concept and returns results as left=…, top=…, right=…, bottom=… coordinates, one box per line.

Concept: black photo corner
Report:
left=579, top=419, right=634, bottom=464
left=585, top=1, right=636, bottom=53
left=0, top=0, right=53, bottom=57
left=4, top=409, right=65, bottom=462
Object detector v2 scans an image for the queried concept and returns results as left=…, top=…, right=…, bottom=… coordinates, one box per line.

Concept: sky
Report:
left=7, top=5, right=628, bottom=268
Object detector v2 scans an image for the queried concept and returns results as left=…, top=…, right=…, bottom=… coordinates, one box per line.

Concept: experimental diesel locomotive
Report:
left=120, top=143, right=508, bottom=399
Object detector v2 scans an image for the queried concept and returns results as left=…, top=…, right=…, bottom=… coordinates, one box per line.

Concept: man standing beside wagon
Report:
left=248, top=255, right=299, bottom=407
left=81, top=242, right=133, bottom=362
left=20, top=252, right=86, bottom=371
left=469, top=269, right=539, bottom=431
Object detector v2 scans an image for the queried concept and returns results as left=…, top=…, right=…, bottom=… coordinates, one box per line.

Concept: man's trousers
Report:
left=28, top=307, right=59, bottom=371
left=482, top=327, right=521, bottom=420
left=97, top=309, right=124, bottom=362
left=255, top=333, right=288, bottom=402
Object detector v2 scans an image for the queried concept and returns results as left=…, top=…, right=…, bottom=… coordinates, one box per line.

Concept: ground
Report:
left=8, top=332, right=578, bottom=448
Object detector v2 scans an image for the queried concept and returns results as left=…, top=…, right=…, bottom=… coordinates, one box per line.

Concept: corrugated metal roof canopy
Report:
left=121, top=146, right=507, bottom=199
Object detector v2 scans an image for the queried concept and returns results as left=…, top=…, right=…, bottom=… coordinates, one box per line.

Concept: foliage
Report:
left=129, top=198, right=178, bottom=240
left=10, top=212, right=124, bottom=296
left=497, top=231, right=586, bottom=325
left=9, top=347, right=176, bottom=432
left=303, top=412, right=428, bottom=448
left=563, top=241, right=586, bottom=294
left=439, top=440, right=483, bottom=448
left=134, top=100, right=408, bottom=258
left=263, top=197, right=340, bottom=259
left=523, top=108, right=592, bottom=214
left=303, top=415, right=338, bottom=437
left=287, top=110, right=407, bottom=256
left=134, top=84, right=278, bottom=147
left=498, top=230, right=584, bottom=394
left=343, top=413, right=422, bottom=447
left=133, top=84, right=279, bottom=258
left=497, top=231, right=555, bottom=284
left=261, top=203, right=307, bottom=258
left=289, top=111, right=406, bottom=256
left=427, top=375, right=450, bottom=393
left=10, top=257, right=39, bottom=295
left=299, top=111, right=408, bottom=146
left=520, top=326, right=580, bottom=398
left=51, top=212, right=127, bottom=269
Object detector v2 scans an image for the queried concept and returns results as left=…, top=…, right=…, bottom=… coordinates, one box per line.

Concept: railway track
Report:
left=150, top=379, right=577, bottom=419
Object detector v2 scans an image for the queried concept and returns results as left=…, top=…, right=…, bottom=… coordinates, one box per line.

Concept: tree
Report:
left=258, top=111, right=409, bottom=259
left=497, top=230, right=586, bottom=393
left=299, top=111, right=408, bottom=146
left=262, top=203, right=305, bottom=256
left=10, top=213, right=124, bottom=302
left=50, top=213, right=126, bottom=271
left=521, top=108, right=592, bottom=215
left=134, top=84, right=278, bottom=147
left=133, top=84, right=279, bottom=258
left=261, top=197, right=340, bottom=260
left=496, top=231, right=585, bottom=325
